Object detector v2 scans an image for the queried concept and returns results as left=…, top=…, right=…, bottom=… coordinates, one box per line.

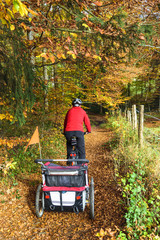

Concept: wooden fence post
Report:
left=124, top=108, right=127, bottom=119
left=138, top=105, right=144, bottom=147
left=132, top=105, right=137, bottom=130
left=127, top=110, right=131, bottom=123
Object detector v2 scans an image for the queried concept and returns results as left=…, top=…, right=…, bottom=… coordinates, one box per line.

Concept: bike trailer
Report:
left=35, top=159, right=94, bottom=219
left=42, top=162, right=88, bottom=213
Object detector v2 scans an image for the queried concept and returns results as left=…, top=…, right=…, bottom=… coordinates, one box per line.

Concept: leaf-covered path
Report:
left=0, top=118, right=125, bottom=240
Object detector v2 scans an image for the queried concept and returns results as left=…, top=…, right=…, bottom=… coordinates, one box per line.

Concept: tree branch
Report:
left=52, top=27, right=95, bottom=34
left=34, top=58, right=71, bottom=68
left=138, top=44, right=160, bottom=49
left=140, top=21, right=160, bottom=26
left=57, top=4, right=77, bottom=17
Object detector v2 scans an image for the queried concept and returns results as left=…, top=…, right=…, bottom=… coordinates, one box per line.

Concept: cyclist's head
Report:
left=72, top=98, right=82, bottom=107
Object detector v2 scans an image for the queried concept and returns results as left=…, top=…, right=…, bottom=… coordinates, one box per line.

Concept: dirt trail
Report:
left=0, top=119, right=124, bottom=240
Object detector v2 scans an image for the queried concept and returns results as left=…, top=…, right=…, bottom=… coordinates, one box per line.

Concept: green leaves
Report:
left=13, top=0, right=28, bottom=16
left=109, top=114, right=160, bottom=239
left=13, top=0, right=20, bottom=11
left=121, top=160, right=160, bottom=239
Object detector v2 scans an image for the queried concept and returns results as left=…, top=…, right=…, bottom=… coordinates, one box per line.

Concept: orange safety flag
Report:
left=25, top=126, right=40, bottom=152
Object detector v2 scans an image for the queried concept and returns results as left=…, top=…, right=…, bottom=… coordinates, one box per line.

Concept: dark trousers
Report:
left=65, top=131, right=85, bottom=159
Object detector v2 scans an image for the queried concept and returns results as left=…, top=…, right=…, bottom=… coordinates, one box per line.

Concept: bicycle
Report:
left=34, top=132, right=94, bottom=219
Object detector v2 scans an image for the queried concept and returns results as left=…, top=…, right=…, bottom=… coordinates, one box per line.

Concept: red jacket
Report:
left=64, top=107, right=91, bottom=132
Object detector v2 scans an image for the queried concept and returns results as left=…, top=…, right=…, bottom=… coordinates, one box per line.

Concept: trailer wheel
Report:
left=89, top=177, right=94, bottom=219
left=35, top=184, right=44, bottom=218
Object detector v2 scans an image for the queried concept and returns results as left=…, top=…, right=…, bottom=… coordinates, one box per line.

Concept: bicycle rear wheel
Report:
left=35, top=184, right=44, bottom=218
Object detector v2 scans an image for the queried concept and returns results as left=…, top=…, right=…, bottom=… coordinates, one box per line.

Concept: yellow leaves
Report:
left=0, top=5, right=14, bottom=26
left=6, top=160, right=16, bottom=170
left=5, top=0, right=12, bottom=4
left=105, top=13, right=112, bottom=21
left=100, top=228, right=106, bottom=237
left=82, top=23, right=90, bottom=30
left=70, top=33, right=78, bottom=38
left=67, top=51, right=76, bottom=59
left=96, top=228, right=107, bottom=239
left=93, top=55, right=102, bottom=61
left=0, top=113, right=13, bottom=121
left=50, top=55, right=55, bottom=63
left=0, top=18, right=8, bottom=25
left=0, top=99, right=4, bottom=106
left=19, top=5, right=28, bottom=17
left=45, top=31, right=50, bottom=38
left=10, top=25, right=15, bottom=31
left=121, top=28, right=126, bottom=34
left=61, top=53, right=66, bottom=59
left=57, top=52, right=66, bottom=60
left=36, top=52, right=49, bottom=60
left=72, top=54, right=76, bottom=59
left=13, top=0, right=28, bottom=17
left=20, top=22, right=28, bottom=30
left=41, top=53, right=48, bottom=59
left=96, top=228, right=117, bottom=240
left=113, top=41, right=120, bottom=48
left=7, top=8, right=14, bottom=19
left=2, top=159, right=17, bottom=175
left=0, top=137, right=27, bottom=149
left=36, top=51, right=67, bottom=63
left=0, top=0, right=29, bottom=30
left=104, top=56, right=109, bottom=61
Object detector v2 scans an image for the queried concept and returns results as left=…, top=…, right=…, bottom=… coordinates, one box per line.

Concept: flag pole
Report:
left=37, top=126, right=42, bottom=159
left=39, top=141, right=42, bottom=159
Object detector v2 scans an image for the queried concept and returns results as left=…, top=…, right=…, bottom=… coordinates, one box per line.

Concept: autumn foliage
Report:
left=0, top=1, right=160, bottom=238
left=0, top=0, right=159, bottom=126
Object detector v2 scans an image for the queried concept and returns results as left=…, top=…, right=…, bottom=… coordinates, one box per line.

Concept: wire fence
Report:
left=136, top=109, right=160, bottom=121
left=131, top=105, right=160, bottom=141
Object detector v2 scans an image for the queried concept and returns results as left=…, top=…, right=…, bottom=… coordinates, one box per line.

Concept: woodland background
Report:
left=0, top=0, right=160, bottom=239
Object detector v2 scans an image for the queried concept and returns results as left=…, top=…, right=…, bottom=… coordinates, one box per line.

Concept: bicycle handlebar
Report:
left=35, top=159, right=89, bottom=163
left=62, top=131, right=91, bottom=135
left=84, top=131, right=91, bottom=135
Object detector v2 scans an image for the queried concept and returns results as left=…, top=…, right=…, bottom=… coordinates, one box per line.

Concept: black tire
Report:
left=89, top=177, right=94, bottom=219
left=35, top=184, right=44, bottom=218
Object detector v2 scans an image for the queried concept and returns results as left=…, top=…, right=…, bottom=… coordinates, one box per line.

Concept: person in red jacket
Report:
left=64, top=98, right=91, bottom=159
